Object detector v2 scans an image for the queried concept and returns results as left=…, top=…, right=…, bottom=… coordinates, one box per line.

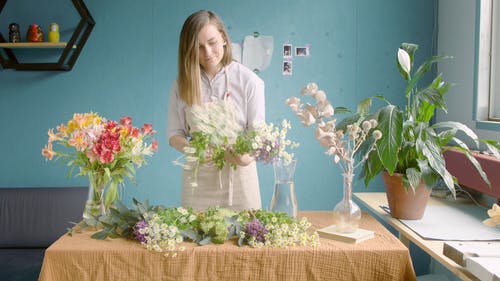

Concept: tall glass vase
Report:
left=270, top=158, right=298, bottom=217
left=333, top=172, right=361, bottom=233
left=83, top=171, right=108, bottom=220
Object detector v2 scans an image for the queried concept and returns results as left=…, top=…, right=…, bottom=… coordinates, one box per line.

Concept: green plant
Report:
left=361, top=43, right=500, bottom=195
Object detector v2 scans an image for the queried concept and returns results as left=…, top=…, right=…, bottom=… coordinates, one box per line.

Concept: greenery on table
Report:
left=71, top=199, right=320, bottom=256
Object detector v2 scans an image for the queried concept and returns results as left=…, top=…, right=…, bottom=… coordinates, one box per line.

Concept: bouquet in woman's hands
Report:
left=174, top=99, right=298, bottom=187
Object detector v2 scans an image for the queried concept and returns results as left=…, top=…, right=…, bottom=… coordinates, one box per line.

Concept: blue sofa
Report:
left=0, top=187, right=87, bottom=281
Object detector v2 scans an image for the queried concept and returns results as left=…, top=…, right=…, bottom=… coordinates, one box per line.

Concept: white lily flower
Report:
left=397, top=48, right=411, bottom=75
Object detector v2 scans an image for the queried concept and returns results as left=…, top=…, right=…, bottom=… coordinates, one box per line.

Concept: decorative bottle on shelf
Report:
left=48, top=23, right=60, bottom=43
left=332, top=172, right=361, bottom=233
left=8, top=23, right=21, bottom=43
left=270, top=158, right=298, bottom=217
left=26, top=24, right=44, bottom=42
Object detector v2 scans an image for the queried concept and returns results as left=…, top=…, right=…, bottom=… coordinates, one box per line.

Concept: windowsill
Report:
left=475, top=120, right=500, bottom=131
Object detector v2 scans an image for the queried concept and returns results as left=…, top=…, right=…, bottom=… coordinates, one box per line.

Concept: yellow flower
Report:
left=66, top=119, right=79, bottom=134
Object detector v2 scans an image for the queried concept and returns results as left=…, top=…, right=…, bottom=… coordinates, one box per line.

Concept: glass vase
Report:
left=270, top=158, right=298, bottom=217
left=332, top=172, right=361, bottom=233
left=83, top=171, right=108, bottom=220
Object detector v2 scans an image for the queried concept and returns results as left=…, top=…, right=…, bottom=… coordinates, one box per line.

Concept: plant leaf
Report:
left=451, top=143, right=492, bottom=188
left=405, top=167, right=421, bottom=193
left=334, top=106, right=351, bottom=115
left=376, top=105, right=403, bottom=173
left=105, top=181, right=118, bottom=208
left=91, top=230, right=109, bottom=240
left=432, top=121, right=479, bottom=148
left=356, top=97, right=372, bottom=115
left=418, top=129, right=455, bottom=196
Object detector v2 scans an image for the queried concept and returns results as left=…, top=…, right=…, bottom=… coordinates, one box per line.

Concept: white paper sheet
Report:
left=231, top=42, right=242, bottom=63
left=242, top=35, right=273, bottom=72
left=396, top=204, right=500, bottom=241
left=381, top=202, right=500, bottom=241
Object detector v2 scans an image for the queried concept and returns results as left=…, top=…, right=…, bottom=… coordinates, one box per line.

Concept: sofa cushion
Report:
left=0, top=187, right=87, bottom=247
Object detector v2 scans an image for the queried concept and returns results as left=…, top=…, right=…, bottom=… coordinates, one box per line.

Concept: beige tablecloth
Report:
left=38, top=211, right=416, bottom=281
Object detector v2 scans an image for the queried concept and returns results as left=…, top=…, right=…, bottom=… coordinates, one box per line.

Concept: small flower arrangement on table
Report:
left=42, top=113, right=157, bottom=219
left=86, top=199, right=320, bottom=257
left=286, top=83, right=382, bottom=233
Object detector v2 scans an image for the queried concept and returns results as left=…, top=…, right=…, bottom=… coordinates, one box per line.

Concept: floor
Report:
left=0, top=249, right=45, bottom=281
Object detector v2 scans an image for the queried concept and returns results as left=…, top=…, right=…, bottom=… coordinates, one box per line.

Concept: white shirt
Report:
left=167, top=61, right=265, bottom=140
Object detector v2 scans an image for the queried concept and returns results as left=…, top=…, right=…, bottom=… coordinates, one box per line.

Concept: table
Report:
left=354, top=192, right=482, bottom=281
left=38, top=211, right=416, bottom=281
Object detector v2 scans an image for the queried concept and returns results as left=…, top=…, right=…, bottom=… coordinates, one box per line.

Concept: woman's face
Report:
left=197, top=23, right=225, bottom=74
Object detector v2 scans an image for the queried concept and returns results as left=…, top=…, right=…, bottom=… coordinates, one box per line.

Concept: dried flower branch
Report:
left=287, top=82, right=382, bottom=176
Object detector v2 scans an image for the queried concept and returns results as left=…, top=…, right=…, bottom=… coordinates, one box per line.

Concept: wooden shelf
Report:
left=0, top=0, right=95, bottom=71
left=0, top=42, right=77, bottom=49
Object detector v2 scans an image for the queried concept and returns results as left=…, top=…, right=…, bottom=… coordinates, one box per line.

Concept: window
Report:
left=490, top=0, right=500, bottom=120
left=476, top=0, right=500, bottom=123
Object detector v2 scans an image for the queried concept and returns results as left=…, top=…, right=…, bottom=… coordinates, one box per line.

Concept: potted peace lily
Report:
left=361, top=43, right=500, bottom=219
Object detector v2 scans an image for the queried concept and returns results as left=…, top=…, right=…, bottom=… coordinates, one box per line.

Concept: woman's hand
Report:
left=224, top=149, right=254, bottom=167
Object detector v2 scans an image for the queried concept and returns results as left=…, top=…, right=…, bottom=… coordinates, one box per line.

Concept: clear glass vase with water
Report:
left=270, top=158, right=298, bottom=217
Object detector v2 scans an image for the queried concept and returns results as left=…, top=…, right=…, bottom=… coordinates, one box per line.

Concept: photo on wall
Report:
left=283, top=60, right=292, bottom=76
left=295, top=46, right=310, bottom=57
left=283, top=44, right=292, bottom=58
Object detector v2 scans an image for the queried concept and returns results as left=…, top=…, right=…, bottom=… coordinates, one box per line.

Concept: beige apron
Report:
left=181, top=67, right=261, bottom=211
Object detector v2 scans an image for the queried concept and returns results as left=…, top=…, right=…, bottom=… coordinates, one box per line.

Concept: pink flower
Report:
left=47, top=128, right=61, bottom=142
left=142, top=124, right=156, bottom=135
left=68, top=131, right=89, bottom=151
left=42, top=142, right=56, bottom=160
left=106, top=120, right=118, bottom=132
left=120, top=116, right=132, bottom=126
left=152, top=139, right=158, bottom=151
left=130, top=127, right=140, bottom=138
left=86, top=149, right=99, bottom=162
left=99, top=149, right=114, bottom=163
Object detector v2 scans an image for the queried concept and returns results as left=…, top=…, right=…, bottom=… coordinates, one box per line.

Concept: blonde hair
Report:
left=177, top=10, right=233, bottom=106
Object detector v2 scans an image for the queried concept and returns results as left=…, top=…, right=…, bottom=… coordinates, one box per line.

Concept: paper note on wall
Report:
left=242, top=35, right=274, bottom=72
left=231, top=42, right=242, bottom=63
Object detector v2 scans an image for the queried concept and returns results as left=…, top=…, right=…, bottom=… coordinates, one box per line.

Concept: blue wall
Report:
left=0, top=0, right=436, bottom=210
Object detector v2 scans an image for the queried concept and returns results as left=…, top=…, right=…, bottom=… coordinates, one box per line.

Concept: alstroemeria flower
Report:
left=41, top=142, right=56, bottom=160
left=142, top=124, right=156, bottom=135
left=152, top=139, right=158, bottom=151
left=47, top=128, right=61, bottom=142
left=398, top=48, right=411, bottom=75
left=68, top=131, right=89, bottom=151
left=120, top=116, right=132, bottom=126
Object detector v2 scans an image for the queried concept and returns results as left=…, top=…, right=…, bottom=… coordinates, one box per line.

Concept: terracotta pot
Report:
left=381, top=171, right=431, bottom=220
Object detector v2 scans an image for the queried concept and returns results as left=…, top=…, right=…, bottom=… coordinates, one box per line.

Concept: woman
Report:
left=167, top=10, right=265, bottom=211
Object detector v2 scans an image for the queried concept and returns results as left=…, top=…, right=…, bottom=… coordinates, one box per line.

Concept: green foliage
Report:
left=195, top=207, right=237, bottom=244
left=361, top=42, right=500, bottom=194
left=80, top=199, right=319, bottom=251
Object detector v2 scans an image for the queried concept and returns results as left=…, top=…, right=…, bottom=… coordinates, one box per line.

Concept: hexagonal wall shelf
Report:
left=0, top=0, right=95, bottom=71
